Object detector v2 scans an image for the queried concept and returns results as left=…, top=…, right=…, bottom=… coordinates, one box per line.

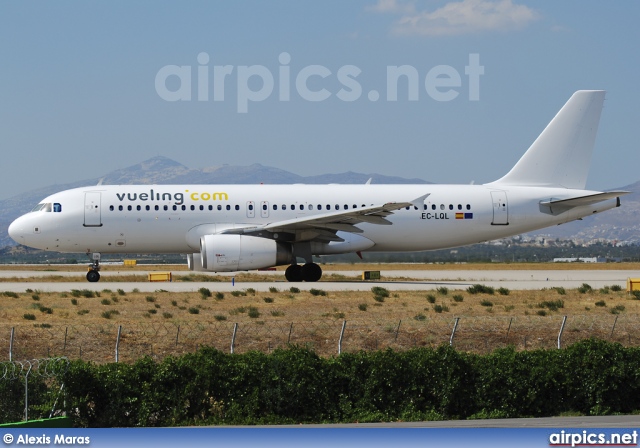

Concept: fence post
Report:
left=24, top=360, right=33, bottom=421
left=449, top=317, right=460, bottom=347
left=338, top=320, right=347, bottom=354
left=115, top=325, right=122, bottom=363
left=557, top=316, right=567, bottom=349
left=63, top=327, right=68, bottom=351
left=231, top=323, right=238, bottom=354
left=175, top=325, right=180, bottom=346
left=394, top=320, right=401, bottom=341
left=610, top=315, right=618, bottom=339
left=287, top=323, right=293, bottom=344
left=506, top=317, right=513, bottom=338
left=9, top=327, right=14, bottom=362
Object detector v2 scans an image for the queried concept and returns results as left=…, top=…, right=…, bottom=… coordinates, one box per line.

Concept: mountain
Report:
left=0, top=157, right=430, bottom=247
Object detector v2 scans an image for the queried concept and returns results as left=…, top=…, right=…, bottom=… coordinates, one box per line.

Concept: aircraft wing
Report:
left=539, top=191, right=629, bottom=214
left=221, top=193, right=429, bottom=242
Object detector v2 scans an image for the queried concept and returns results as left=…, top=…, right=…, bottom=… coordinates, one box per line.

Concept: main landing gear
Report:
left=86, top=252, right=101, bottom=283
left=285, top=263, right=322, bottom=282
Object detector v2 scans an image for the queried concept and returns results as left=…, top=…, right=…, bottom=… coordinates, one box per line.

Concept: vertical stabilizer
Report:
left=489, top=90, right=605, bottom=189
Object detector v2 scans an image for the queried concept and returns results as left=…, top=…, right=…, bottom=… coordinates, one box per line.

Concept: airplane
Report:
left=8, top=90, right=629, bottom=283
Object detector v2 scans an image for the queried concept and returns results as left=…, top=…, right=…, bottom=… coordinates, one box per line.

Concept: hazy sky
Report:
left=2, top=1, right=638, bottom=200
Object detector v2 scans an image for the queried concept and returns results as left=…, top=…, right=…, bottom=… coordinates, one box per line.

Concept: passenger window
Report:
left=182, top=205, right=187, bottom=211
left=440, top=204, right=445, bottom=210
left=432, top=204, right=436, bottom=210
left=53, top=203, right=62, bottom=213
left=137, top=205, right=142, bottom=211
left=291, top=204, right=295, bottom=210
left=200, top=205, right=204, bottom=211
left=335, top=205, right=339, bottom=210
left=282, top=204, right=287, bottom=210
left=273, top=204, right=277, bottom=210
left=226, top=205, right=231, bottom=211
left=191, top=205, right=195, bottom=211
left=218, top=205, right=222, bottom=211
left=326, top=205, right=330, bottom=210
left=300, top=204, right=305, bottom=210
left=249, top=204, right=254, bottom=210
left=172, top=205, right=177, bottom=211
left=119, top=205, right=123, bottom=211
left=263, top=204, right=267, bottom=210
left=146, top=205, right=151, bottom=211
left=209, top=205, right=213, bottom=211
left=109, top=205, right=114, bottom=211
left=128, top=205, right=132, bottom=211
left=466, top=204, right=471, bottom=210
left=458, top=204, right=462, bottom=210
left=155, top=205, right=159, bottom=211
left=163, top=205, right=168, bottom=211
left=235, top=205, right=240, bottom=210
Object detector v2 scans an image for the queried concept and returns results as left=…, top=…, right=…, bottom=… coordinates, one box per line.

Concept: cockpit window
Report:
left=30, top=202, right=61, bottom=213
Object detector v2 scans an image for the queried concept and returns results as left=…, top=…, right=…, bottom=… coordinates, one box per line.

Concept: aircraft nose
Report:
left=8, top=217, right=26, bottom=243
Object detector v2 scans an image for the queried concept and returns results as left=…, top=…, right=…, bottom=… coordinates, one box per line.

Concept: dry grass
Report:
left=2, top=281, right=640, bottom=362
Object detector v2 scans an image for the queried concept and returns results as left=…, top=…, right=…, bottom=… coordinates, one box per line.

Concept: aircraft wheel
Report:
left=301, top=263, right=322, bottom=282
left=86, top=270, right=101, bottom=283
left=285, top=264, right=303, bottom=282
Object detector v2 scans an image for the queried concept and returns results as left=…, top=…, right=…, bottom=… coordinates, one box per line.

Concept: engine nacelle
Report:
left=187, top=253, right=205, bottom=271
left=200, top=234, right=292, bottom=272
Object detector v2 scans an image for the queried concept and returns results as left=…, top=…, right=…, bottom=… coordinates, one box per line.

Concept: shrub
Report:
left=468, top=284, right=495, bottom=295
left=263, top=297, right=274, bottom=303
left=309, top=289, right=327, bottom=296
left=595, top=300, right=607, bottom=307
left=537, top=310, right=547, bottom=316
left=171, top=300, right=178, bottom=306
left=414, top=313, right=426, bottom=321
left=188, top=307, right=200, bottom=314
left=371, top=286, right=389, bottom=298
left=145, top=296, right=155, bottom=302
left=215, top=292, right=225, bottom=300
left=38, top=305, right=53, bottom=314
left=4, top=291, right=19, bottom=298
left=433, top=304, right=449, bottom=313
left=610, top=284, right=622, bottom=292
left=373, top=295, right=385, bottom=303
left=269, top=287, right=279, bottom=293
left=245, top=288, right=256, bottom=295
left=77, top=309, right=90, bottom=316
left=497, top=287, right=510, bottom=296
left=611, top=305, right=625, bottom=315
left=100, top=299, right=112, bottom=305
left=578, top=283, right=593, bottom=294
left=247, top=307, right=260, bottom=318
left=231, top=291, right=247, bottom=297
left=101, top=310, right=119, bottom=319
left=198, top=287, right=212, bottom=299
left=214, top=314, right=227, bottom=321
left=117, top=289, right=126, bottom=296
left=452, top=294, right=464, bottom=302
left=480, top=300, right=493, bottom=307
left=32, top=294, right=40, bottom=301
left=23, top=313, right=36, bottom=320
left=358, top=303, right=368, bottom=311
left=270, top=310, right=285, bottom=317
left=289, top=287, right=300, bottom=294
left=631, top=291, right=640, bottom=300
left=426, top=294, right=436, bottom=304
left=538, top=300, right=564, bottom=312
left=553, top=287, right=566, bottom=295
left=436, top=287, right=449, bottom=295
left=162, top=312, right=173, bottom=319
left=71, top=299, right=78, bottom=306
left=148, top=309, right=157, bottom=315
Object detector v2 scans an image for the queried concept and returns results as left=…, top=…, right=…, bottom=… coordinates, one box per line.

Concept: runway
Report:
left=0, top=267, right=637, bottom=293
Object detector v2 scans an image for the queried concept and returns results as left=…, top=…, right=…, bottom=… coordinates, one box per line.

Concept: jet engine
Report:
left=200, top=234, right=292, bottom=272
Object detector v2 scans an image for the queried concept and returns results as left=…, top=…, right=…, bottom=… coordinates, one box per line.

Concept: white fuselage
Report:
left=8, top=183, right=617, bottom=256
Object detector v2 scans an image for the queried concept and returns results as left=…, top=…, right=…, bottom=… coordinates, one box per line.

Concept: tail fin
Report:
left=489, top=90, right=605, bottom=189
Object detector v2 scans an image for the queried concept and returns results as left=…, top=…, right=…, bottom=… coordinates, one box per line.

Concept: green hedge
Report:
left=4, top=339, right=640, bottom=426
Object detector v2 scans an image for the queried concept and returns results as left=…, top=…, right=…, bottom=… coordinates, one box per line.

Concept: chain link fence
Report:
left=2, top=315, right=640, bottom=363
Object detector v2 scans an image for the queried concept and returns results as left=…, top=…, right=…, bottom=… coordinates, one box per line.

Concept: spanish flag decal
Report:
left=456, top=213, right=474, bottom=220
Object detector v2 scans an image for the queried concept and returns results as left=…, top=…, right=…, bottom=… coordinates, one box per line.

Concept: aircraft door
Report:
left=84, top=192, right=102, bottom=227
left=260, top=201, right=269, bottom=218
left=490, top=191, right=509, bottom=225
left=246, top=201, right=255, bottom=218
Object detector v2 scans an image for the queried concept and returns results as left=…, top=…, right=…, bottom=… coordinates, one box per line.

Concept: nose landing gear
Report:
left=86, top=252, right=101, bottom=282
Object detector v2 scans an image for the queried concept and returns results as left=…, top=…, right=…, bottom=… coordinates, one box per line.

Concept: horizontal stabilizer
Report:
left=539, top=191, right=629, bottom=214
